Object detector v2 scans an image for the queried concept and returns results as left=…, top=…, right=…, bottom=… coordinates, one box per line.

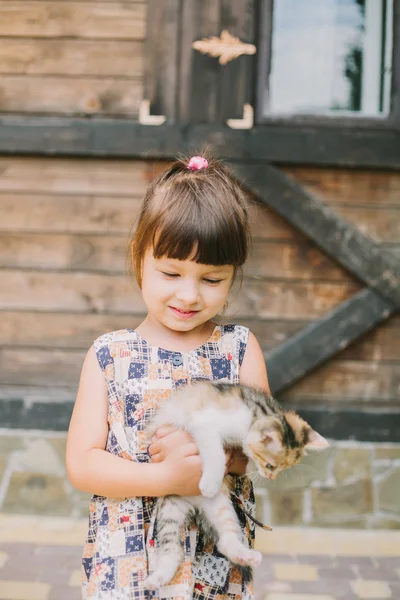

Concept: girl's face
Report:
left=141, top=248, right=234, bottom=333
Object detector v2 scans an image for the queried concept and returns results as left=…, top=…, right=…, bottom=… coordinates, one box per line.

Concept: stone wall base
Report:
left=1, top=430, right=399, bottom=528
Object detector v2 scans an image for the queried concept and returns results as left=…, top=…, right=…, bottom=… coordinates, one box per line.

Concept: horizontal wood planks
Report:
left=0, top=2, right=146, bottom=116
left=1, top=157, right=400, bottom=427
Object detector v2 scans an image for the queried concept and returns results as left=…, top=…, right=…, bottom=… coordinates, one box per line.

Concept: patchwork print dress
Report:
left=82, top=324, right=256, bottom=600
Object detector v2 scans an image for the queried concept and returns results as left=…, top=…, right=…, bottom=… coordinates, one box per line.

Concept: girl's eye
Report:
left=204, top=278, right=222, bottom=284
left=265, top=463, right=275, bottom=470
left=162, top=272, right=179, bottom=278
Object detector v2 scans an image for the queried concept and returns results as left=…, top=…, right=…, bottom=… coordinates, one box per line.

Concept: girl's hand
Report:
left=148, top=426, right=203, bottom=496
left=225, top=448, right=248, bottom=476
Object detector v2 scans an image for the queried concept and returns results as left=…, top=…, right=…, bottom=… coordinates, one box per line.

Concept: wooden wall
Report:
left=0, top=1, right=146, bottom=116
left=1, top=157, right=399, bottom=414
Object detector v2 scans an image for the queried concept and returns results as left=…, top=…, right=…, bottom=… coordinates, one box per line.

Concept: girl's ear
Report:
left=305, top=429, right=329, bottom=451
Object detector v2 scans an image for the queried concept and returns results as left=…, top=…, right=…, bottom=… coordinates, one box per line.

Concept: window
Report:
left=262, top=0, right=393, bottom=118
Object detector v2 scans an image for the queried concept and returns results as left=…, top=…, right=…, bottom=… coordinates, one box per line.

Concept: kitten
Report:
left=145, top=382, right=328, bottom=589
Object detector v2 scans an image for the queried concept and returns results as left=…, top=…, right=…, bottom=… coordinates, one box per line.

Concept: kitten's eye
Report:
left=265, top=463, right=275, bottom=470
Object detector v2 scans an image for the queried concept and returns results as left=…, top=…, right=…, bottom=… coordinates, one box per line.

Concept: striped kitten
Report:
left=145, top=382, right=328, bottom=589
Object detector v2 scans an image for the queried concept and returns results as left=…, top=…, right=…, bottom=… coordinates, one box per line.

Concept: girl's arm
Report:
left=227, top=331, right=271, bottom=475
left=239, top=331, right=271, bottom=392
left=66, top=346, right=202, bottom=498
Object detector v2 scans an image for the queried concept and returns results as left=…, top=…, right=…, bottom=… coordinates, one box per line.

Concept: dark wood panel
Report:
left=0, top=233, right=354, bottom=282
left=2, top=312, right=399, bottom=361
left=266, top=289, right=393, bottom=395
left=0, top=75, right=143, bottom=116
left=0, top=347, right=83, bottom=387
left=283, top=167, right=400, bottom=206
left=0, top=312, right=144, bottom=349
left=0, top=270, right=359, bottom=318
left=144, top=0, right=180, bottom=120
left=1, top=389, right=400, bottom=441
left=281, top=356, right=400, bottom=403
left=0, top=193, right=143, bottom=233
left=0, top=39, right=144, bottom=76
left=0, top=117, right=398, bottom=168
left=0, top=157, right=151, bottom=195
left=0, top=2, right=146, bottom=39
left=236, top=163, right=400, bottom=309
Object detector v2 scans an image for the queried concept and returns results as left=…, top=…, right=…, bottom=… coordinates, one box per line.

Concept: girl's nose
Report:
left=175, top=281, right=200, bottom=304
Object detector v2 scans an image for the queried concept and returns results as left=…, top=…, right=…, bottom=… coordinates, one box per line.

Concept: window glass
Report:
left=264, top=0, right=393, bottom=117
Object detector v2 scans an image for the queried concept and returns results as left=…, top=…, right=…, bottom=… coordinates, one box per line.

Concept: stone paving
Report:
left=1, top=515, right=400, bottom=600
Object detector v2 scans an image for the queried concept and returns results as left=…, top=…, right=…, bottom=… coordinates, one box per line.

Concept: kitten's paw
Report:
left=199, top=474, right=222, bottom=498
left=144, top=572, right=169, bottom=590
left=222, top=546, right=262, bottom=568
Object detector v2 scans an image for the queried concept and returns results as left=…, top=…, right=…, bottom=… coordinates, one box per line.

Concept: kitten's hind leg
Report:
left=145, top=496, right=193, bottom=590
left=199, top=491, right=262, bottom=568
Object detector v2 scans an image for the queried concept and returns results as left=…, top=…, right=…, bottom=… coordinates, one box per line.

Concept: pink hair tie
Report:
left=187, top=156, right=208, bottom=171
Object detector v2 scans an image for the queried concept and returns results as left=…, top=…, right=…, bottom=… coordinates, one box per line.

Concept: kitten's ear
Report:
left=262, top=427, right=282, bottom=453
left=305, top=428, right=329, bottom=451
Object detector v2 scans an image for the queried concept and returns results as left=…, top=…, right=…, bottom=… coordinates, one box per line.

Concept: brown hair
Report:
left=128, top=152, right=250, bottom=287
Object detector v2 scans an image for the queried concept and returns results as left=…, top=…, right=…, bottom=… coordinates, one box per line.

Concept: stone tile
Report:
left=287, top=580, right=354, bottom=599
left=311, top=479, right=373, bottom=519
left=334, top=449, right=371, bottom=482
left=356, top=566, right=398, bottom=581
left=318, top=566, right=355, bottom=580
left=262, top=447, right=334, bottom=493
left=273, top=563, right=318, bottom=581
left=11, top=439, right=65, bottom=476
left=378, top=468, right=400, bottom=515
left=264, top=594, right=335, bottom=600
left=368, top=517, right=400, bottom=530
left=47, top=584, right=80, bottom=600
left=375, top=448, right=400, bottom=460
left=268, top=490, right=304, bottom=525
left=0, top=515, right=86, bottom=545
left=0, top=551, right=8, bottom=568
left=68, top=569, right=81, bottom=587
left=0, top=580, right=51, bottom=600
left=0, top=435, right=24, bottom=454
left=0, top=455, right=7, bottom=480
left=350, top=579, right=392, bottom=599
left=2, top=472, right=73, bottom=516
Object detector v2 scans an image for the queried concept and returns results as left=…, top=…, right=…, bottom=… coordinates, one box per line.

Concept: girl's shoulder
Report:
left=218, top=322, right=249, bottom=341
left=93, top=328, right=136, bottom=351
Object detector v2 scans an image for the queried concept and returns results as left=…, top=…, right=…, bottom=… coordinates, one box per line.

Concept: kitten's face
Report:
left=244, top=412, right=328, bottom=480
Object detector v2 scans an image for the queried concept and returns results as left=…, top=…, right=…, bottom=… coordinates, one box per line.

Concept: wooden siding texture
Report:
left=0, top=157, right=399, bottom=411
left=0, top=1, right=146, bottom=116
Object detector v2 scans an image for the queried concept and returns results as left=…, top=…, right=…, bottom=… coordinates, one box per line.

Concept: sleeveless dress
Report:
left=82, top=324, right=256, bottom=600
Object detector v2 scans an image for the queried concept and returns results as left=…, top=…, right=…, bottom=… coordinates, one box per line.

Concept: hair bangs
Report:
left=152, top=197, right=247, bottom=267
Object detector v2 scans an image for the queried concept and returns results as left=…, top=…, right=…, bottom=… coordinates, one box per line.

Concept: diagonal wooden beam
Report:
left=232, top=163, right=400, bottom=310
left=266, top=289, right=394, bottom=395
left=229, top=162, right=399, bottom=393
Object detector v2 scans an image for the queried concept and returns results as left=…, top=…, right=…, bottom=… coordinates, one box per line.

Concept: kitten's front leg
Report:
left=199, top=490, right=262, bottom=568
left=189, top=426, right=226, bottom=498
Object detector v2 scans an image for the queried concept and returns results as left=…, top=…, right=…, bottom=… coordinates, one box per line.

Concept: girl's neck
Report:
left=135, top=316, right=217, bottom=353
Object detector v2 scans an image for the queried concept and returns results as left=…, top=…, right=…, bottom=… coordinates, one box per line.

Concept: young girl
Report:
left=66, top=154, right=271, bottom=600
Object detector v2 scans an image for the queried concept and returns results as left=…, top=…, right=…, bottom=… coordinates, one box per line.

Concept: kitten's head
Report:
left=244, top=411, right=328, bottom=480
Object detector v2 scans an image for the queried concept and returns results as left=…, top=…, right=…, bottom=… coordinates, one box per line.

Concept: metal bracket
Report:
left=227, top=103, right=254, bottom=129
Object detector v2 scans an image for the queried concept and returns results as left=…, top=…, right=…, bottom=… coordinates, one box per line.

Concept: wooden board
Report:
left=0, top=2, right=146, bottom=39
left=0, top=194, right=143, bottom=234
left=1, top=346, right=399, bottom=401
left=0, top=270, right=359, bottom=318
left=280, top=358, right=400, bottom=403
left=283, top=167, right=400, bottom=206
left=0, top=75, right=143, bottom=116
left=0, top=233, right=355, bottom=282
left=2, top=311, right=400, bottom=362
left=0, top=39, right=144, bottom=76
left=0, top=157, right=153, bottom=195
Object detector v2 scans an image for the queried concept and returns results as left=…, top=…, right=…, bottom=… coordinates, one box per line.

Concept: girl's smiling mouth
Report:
left=169, top=306, right=199, bottom=319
